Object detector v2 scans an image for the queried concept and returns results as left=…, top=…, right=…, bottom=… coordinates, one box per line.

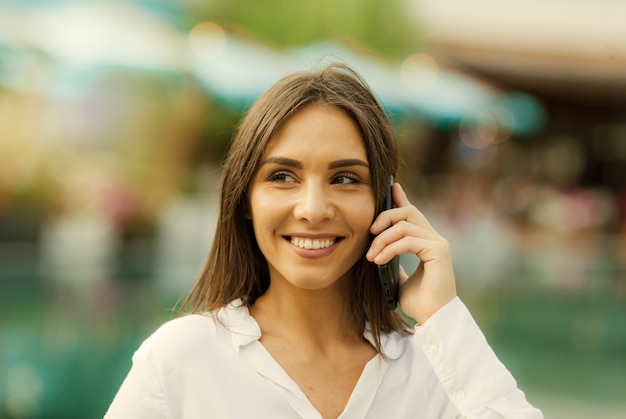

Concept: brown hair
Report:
left=179, top=63, right=411, bottom=354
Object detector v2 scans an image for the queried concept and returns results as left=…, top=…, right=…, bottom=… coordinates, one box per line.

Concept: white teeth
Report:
left=290, top=238, right=335, bottom=249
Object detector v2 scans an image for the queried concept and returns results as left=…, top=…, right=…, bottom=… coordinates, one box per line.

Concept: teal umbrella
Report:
left=190, top=30, right=303, bottom=112
left=190, top=33, right=544, bottom=135
left=295, top=42, right=545, bottom=136
left=0, top=2, right=187, bottom=76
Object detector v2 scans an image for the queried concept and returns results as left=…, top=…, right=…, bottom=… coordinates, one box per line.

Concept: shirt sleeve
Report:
left=103, top=343, right=171, bottom=419
left=413, top=297, right=544, bottom=419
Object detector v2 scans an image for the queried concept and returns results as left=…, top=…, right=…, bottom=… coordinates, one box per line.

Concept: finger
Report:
left=370, top=204, right=435, bottom=236
left=371, top=235, right=446, bottom=266
left=398, top=264, right=410, bottom=286
left=394, top=183, right=436, bottom=230
left=392, top=182, right=411, bottom=208
left=370, top=183, right=436, bottom=235
left=367, top=221, right=438, bottom=261
left=368, top=223, right=447, bottom=265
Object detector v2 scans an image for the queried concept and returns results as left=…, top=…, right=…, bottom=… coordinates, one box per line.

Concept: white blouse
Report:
left=104, top=297, right=543, bottom=418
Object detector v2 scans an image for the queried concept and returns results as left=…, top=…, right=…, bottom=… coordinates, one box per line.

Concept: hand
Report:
left=366, top=183, right=457, bottom=325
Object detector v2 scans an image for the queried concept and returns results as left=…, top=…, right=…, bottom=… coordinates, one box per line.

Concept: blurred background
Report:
left=0, top=0, right=624, bottom=417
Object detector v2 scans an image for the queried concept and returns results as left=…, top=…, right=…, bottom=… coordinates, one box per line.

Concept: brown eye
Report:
left=268, top=172, right=296, bottom=183
left=332, top=173, right=359, bottom=185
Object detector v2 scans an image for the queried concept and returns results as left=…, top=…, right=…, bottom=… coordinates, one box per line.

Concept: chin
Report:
left=288, top=276, right=336, bottom=291
left=290, top=270, right=352, bottom=292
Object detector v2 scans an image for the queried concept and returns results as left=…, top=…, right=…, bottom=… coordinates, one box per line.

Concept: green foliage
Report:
left=200, top=0, right=421, bottom=59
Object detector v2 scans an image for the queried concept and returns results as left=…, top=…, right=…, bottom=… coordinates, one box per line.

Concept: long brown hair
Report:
left=178, top=63, right=411, bottom=353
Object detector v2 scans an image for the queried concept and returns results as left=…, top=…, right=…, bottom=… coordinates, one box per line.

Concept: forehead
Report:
left=263, top=104, right=367, bottom=161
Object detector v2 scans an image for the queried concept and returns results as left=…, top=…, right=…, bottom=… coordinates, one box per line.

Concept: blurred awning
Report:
left=0, top=2, right=188, bottom=96
left=189, top=26, right=303, bottom=112
left=294, top=42, right=545, bottom=136
left=190, top=31, right=545, bottom=136
left=0, top=2, right=187, bottom=76
left=410, top=0, right=626, bottom=102
left=0, top=1, right=546, bottom=137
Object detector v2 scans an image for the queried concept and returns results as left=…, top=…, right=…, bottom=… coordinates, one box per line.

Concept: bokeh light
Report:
left=458, top=111, right=499, bottom=149
left=189, top=21, right=227, bottom=60
left=401, top=53, right=439, bottom=91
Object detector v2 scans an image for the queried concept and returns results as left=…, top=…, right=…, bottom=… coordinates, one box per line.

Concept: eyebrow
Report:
left=260, top=157, right=302, bottom=169
left=328, top=159, right=370, bottom=170
left=260, top=157, right=369, bottom=170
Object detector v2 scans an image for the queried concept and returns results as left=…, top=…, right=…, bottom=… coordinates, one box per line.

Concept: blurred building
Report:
left=410, top=0, right=626, bottom=234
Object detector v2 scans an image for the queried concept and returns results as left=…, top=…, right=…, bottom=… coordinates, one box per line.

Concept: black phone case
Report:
left=377, top=177, right=399, bottom=311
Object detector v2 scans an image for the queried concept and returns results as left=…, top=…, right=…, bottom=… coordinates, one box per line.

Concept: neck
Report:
left=250, top=280, right=360, bottom=345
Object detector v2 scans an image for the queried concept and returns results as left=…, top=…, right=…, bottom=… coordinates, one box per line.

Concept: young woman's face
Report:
left=248, top=104, right=376, bottom=292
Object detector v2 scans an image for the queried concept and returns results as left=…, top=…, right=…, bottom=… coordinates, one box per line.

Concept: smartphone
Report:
left=377, top=177, right=399, bottom=311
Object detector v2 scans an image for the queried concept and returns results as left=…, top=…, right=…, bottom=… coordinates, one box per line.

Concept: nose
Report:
left=293, top=181, right=335, bottom=224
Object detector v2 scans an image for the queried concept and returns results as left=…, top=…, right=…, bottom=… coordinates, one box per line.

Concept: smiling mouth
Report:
left=288, top=237, right=340, bottom=250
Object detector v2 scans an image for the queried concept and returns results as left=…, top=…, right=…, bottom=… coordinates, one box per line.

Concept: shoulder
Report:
left=134, top=299, right=259, bottom=363
left=136, top=313, right=219, bottom=361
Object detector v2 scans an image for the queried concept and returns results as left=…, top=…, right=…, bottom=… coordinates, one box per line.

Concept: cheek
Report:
left=357, top=211, right=375, bottom=233
left=349, top=199, right=376, bottom=237
left=358, top=194, right=377, bottom=222
left=250, top=192, right=278, bottom=217
left=249, top=194, right=284, bottom=236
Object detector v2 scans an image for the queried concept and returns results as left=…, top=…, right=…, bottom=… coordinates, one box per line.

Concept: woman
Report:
left=105, top=64, right=543, bottom=418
